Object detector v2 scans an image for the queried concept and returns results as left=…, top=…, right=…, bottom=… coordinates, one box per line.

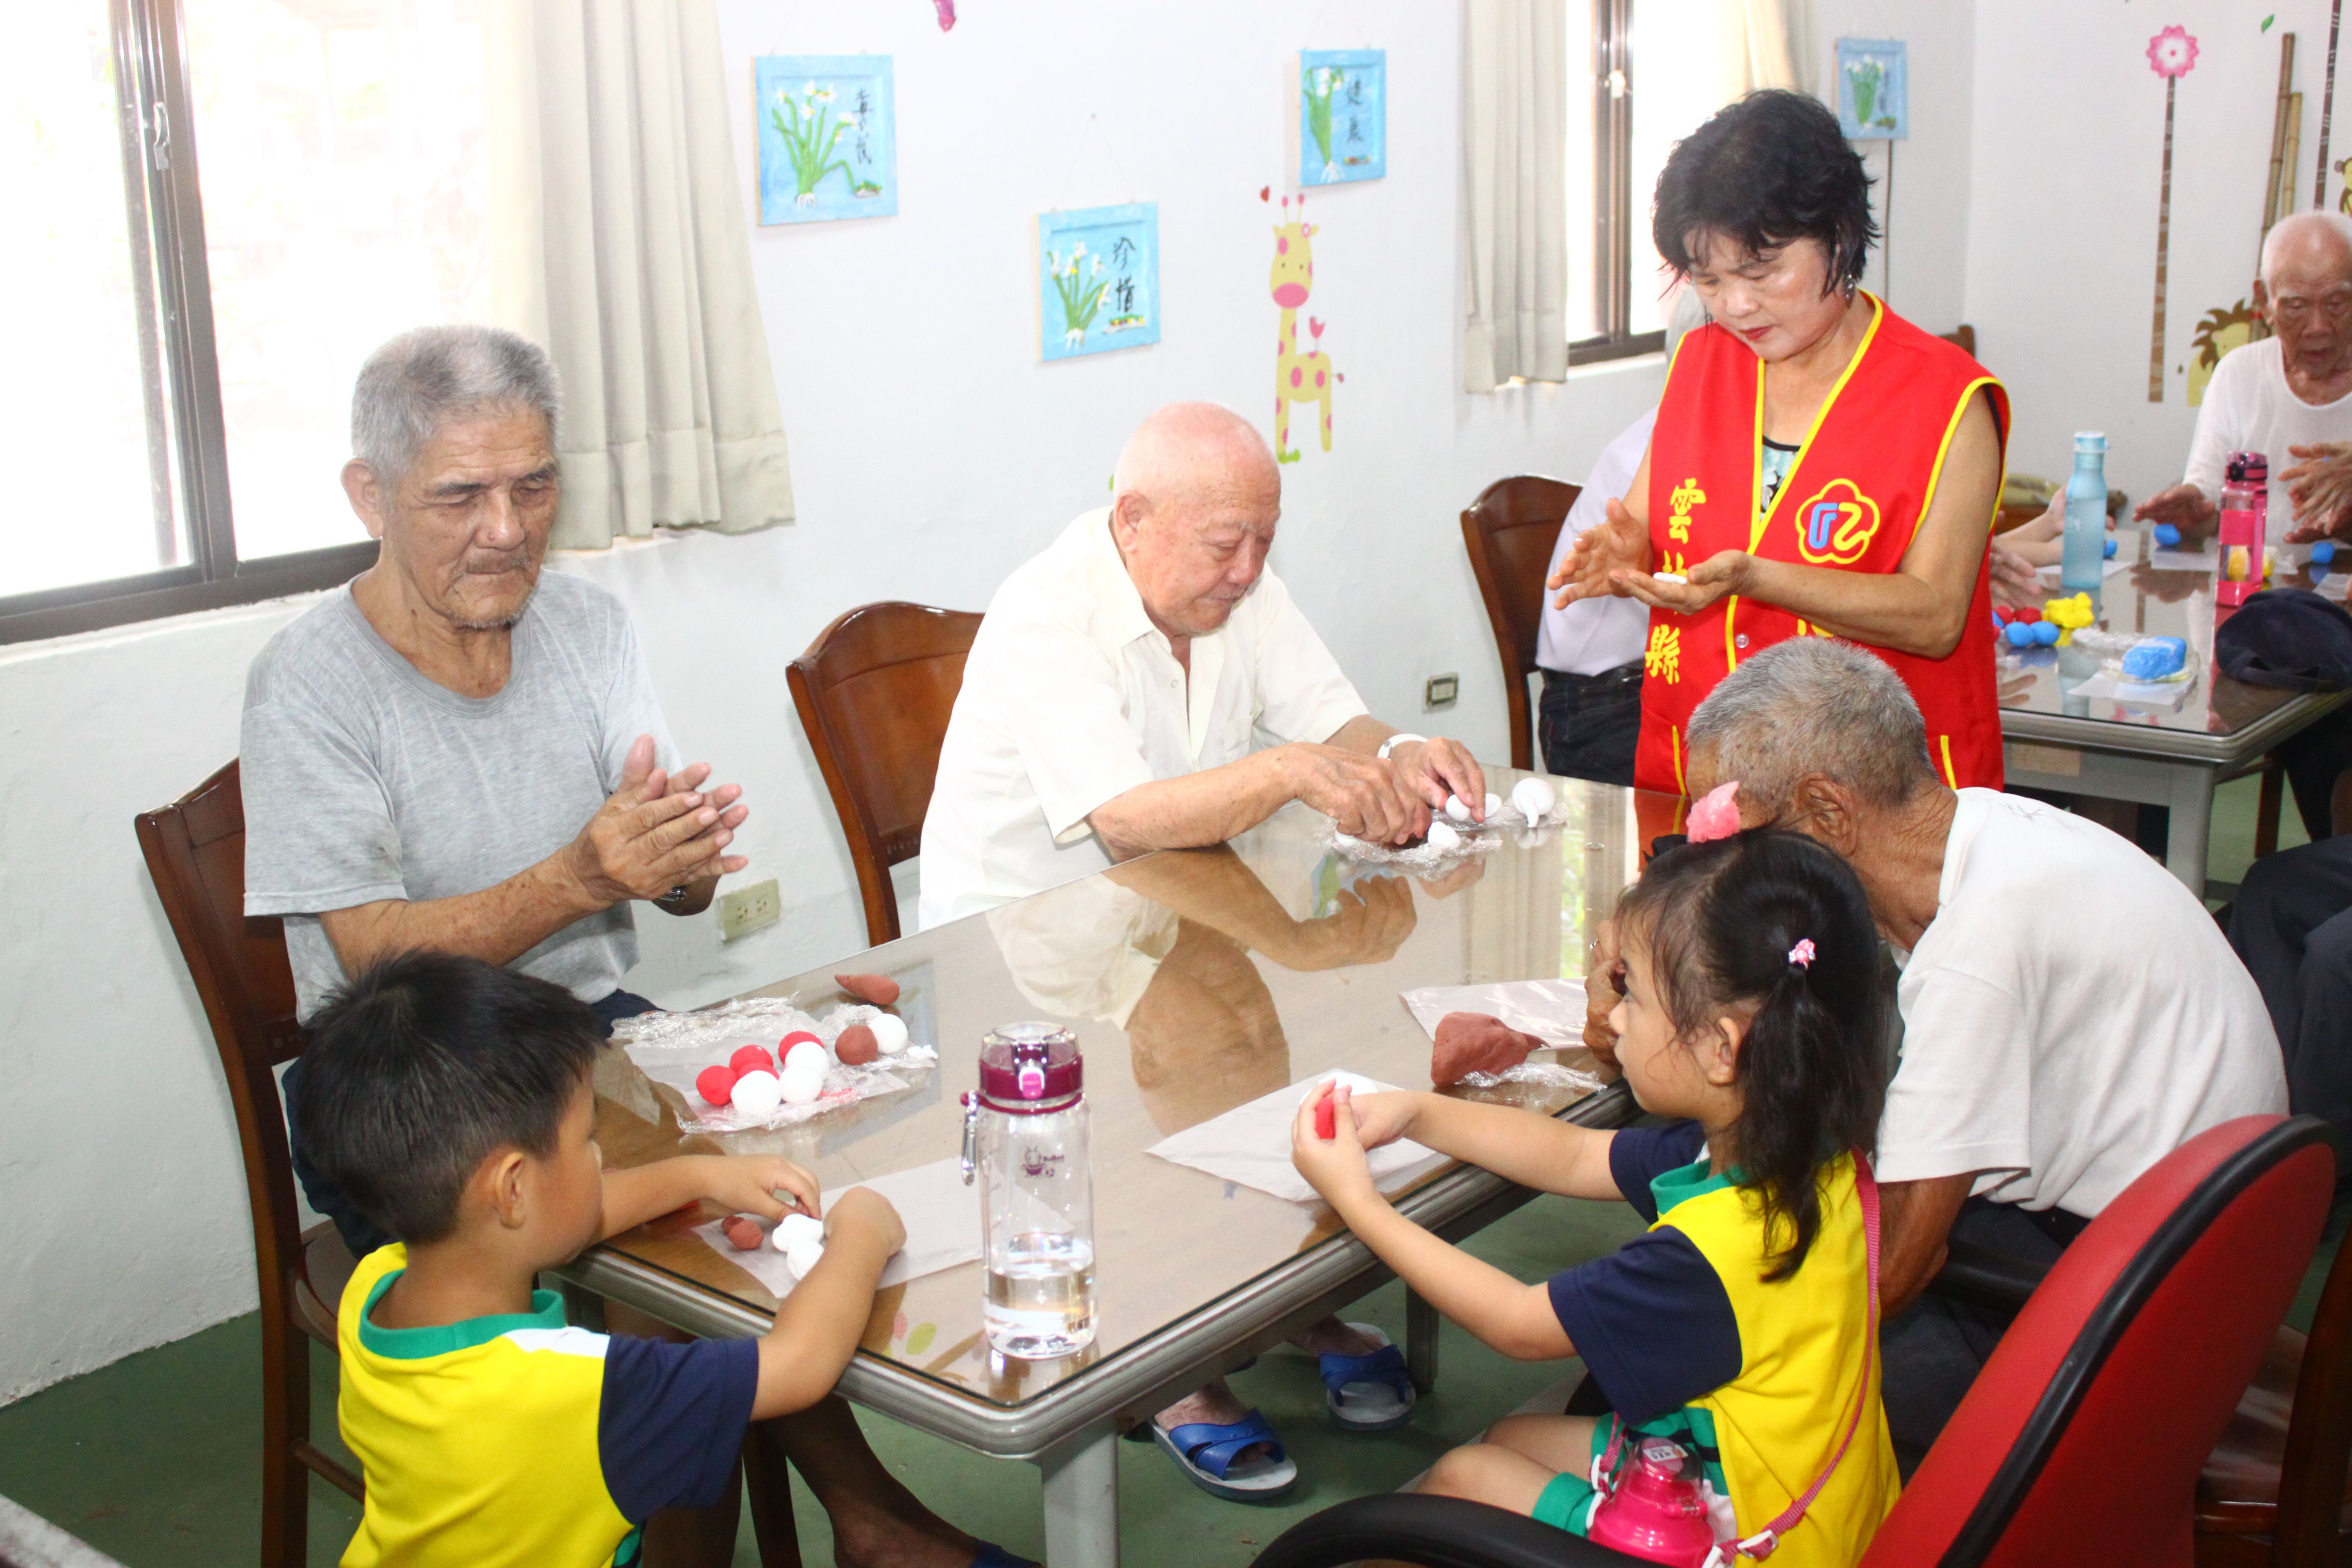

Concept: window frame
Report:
left=0, top=0, right=376, bottom=646
left=1570, top=0, right=1667, bottom=368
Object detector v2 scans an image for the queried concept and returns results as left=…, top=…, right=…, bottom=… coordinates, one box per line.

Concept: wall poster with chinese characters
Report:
left=755, top=55, right=897, bottom=225
left=1299, top=49, right=1386, bottom=186
left=1036, top=203, right=1160, bottom=362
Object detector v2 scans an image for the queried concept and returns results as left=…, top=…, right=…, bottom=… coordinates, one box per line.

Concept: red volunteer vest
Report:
left=1634, top=295, right=2009, bottom=796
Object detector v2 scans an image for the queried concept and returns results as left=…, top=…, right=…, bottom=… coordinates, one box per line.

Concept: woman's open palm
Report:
left=1549, top=497, right=1651, bottom=607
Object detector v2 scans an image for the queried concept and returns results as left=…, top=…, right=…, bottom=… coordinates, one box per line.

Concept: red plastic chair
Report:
left=1249, top=1115, right=2337, bottom=1568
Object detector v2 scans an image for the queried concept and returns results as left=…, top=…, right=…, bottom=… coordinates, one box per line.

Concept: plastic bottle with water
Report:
left=2059, top=432, right=2109, bottom=596
left=962, top=1023, right=1095, bottom=1359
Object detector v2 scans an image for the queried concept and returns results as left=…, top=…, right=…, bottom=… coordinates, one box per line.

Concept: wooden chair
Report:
left=1461, top=477, right=1582, bottom=772
left=2196, top=1225, right=2352, bottom=1567
left=135, top=762, right=360, bottom=1568
left=788, top=602, right=983, bottom=945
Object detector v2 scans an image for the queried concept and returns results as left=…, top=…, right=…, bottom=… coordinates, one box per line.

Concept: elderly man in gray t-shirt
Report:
left=244, top=326, right=750, bottom=1264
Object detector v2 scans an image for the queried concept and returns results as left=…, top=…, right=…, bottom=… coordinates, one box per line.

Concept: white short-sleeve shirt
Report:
left=2182, top=337, right=2352, bottom=540
left=917, top=508, right=1367, bottom=927
left=1877, top=789, right=2286, bottom=1218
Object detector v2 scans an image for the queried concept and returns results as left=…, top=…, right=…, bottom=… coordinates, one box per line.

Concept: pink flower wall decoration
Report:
left=2147, top=25, right=2200, bottom=79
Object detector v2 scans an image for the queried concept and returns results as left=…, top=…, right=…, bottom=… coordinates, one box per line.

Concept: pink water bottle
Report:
left=2218, top=450, right=2269, bottom=607
left=1586, top=1436, right=1721, bottom=1568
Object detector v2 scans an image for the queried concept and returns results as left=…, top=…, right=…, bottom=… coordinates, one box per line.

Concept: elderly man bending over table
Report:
left=1587, top=639, right=2284, bottom=1471
left=242, top=325, right=1011, bottom=1568
left=921, top=400, right=1485, bottom=1503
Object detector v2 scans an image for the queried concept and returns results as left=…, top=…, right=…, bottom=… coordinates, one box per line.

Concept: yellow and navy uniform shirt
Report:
left=1539, top=1122, right=1900, bottom=1568
left=335, top=1244, right=758, bottom=1568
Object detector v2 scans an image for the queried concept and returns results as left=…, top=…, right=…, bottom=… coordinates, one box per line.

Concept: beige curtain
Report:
left=1719, top=0, right=1814, bottom=98
left=1462, top=0, right=1570, bottom=392
left=489, top=0, right=794, bottom=549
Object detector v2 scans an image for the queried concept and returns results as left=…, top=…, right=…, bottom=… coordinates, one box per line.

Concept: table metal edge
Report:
left=2001, top=687, right=2350, bottom=767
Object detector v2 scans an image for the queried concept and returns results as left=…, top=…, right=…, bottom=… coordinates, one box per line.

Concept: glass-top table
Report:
left=1996, top=526, right=2350, bottom=889
left=562, top=769, right=1649, bottom=1567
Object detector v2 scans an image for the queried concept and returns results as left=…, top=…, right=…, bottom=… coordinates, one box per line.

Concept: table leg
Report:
left=1405, top=1287, right=1440, bottom=1394
left=2164, top=763, right=2217, bottom=896
left=1037, top=1425, right=1120, bottom=1568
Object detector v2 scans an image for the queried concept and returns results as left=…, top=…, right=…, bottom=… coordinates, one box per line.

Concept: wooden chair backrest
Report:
left=133, top=761, right=307, bottom=1313
left=1460, top=476, right=1581, bottom=771
left=1941, top=324, right=1977, bottom=356
left=2269, top=1224, right=2352, bottom=1563
left=788, top=602, right=984, bottom=946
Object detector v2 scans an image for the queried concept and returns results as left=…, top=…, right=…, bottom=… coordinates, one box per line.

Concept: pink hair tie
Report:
left=1687, top=780, right=1742, bottom=843
left=1787, top=939, right=1816, bottom=971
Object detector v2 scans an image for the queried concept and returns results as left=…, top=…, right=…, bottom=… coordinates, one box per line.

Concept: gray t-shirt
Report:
left=241, top=570, right=678, bottom=1020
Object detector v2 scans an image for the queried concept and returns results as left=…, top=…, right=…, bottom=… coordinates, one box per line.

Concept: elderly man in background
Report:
left=921, top=399, right=1480, bottom=1500
left=921, top=400, right=1484, bottom=921
left=2130, top=210, right=2352, bottom=837
left=242, top=325, right=1007, bottom=1568
left=1586, top=639, right=2284, bottom=1470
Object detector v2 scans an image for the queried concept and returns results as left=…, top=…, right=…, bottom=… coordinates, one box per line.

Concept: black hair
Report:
left=295, top=951, right=604, bottom=1244
left=1652, top=90, right=1877, bottom=297
left=1613, top=829, right=1886, bottom=1279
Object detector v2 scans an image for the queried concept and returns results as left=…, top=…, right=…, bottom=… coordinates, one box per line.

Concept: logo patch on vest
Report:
left=1792, top=479, right=1883, bottom=565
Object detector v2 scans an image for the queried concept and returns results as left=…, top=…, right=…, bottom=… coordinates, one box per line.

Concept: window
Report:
left=0, top=0, right=488, bottom=644
left=1568, top=0, right=1724, bottom=365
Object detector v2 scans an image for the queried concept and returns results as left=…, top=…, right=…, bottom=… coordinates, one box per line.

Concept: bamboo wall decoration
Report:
left=2148, top=25, right=2201, bottom=404
left=2319, top=0, right=2343, bottom=209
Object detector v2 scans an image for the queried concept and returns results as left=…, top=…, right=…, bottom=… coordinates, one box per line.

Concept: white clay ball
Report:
left=869, top=1013, right=910, bottom=1055
left=730, top=1070, right=783, bottom=1117
left=1484, top=792, right=1504, bottom=818
left=1511, top=777, right=1558, bottom=823
left=774, top=1213, right=825, bottom=1251
left=779, top=1062, right=825, bottom=1105
left=1426, top=820, right=1463, bottom=852
left=784, top=1039, right=830, bottom=1077
left=785, top=1237, right=826, bottom=1277
left=1444, top=793, right=1471, bottom=822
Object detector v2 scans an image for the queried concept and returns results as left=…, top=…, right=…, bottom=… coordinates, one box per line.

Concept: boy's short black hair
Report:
left=1653, top=89, right=1877, bottom=294
left=295, top=952, right=604, bottom=1244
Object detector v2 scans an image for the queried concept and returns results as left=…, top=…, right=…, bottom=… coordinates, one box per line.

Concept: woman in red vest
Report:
left=1554, top=90, right=2007, bottom=797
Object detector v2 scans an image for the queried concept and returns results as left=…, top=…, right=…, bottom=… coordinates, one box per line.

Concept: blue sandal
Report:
left=1319, top=1323, right=1417, bottom=1432
left=966, top=1545, right=1037, bottom=1568
left=1144, top=1409, right=1298, bottom=1502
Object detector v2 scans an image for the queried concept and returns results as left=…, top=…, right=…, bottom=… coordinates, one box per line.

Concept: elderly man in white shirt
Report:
left=920, top=400, right=1480, bottom=1502
left=920, top=400, right=1483, bottom=927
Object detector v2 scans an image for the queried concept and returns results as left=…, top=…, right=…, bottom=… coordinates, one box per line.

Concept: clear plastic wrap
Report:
left=1397, top=978, right=1606, bottom=1094
left=614, top=997, right=938, bottom=1134
left=1323, top=796, right=1569, bottom=868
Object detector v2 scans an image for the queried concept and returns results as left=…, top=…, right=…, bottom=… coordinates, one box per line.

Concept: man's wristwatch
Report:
left=655, top=884, right=691, bottom=908
left=1376, top=732, right=1426, bottom=761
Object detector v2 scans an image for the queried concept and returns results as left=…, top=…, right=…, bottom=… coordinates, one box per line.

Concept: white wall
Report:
left=1965, top=0, right=2342, bottom=498
left=0, top=0, right=1667, bottom=1401
left=1813, top=0, right=1977, bottom=338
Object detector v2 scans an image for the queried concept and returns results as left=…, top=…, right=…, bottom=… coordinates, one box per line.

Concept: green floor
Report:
left=0, top=774, right=2327, bottom=1567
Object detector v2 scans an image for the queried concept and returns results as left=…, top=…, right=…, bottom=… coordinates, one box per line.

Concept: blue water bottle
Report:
left=2060, top=432, right=2109, bottom=595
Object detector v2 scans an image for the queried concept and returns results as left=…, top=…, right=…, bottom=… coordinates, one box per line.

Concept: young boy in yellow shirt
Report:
left=296, top=950, right=1029, bottom=1568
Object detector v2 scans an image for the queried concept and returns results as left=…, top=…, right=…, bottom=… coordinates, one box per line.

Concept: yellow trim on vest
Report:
left=1726, top=293, right=1888, bottom=671
left=1909, top=374, right=2007, bottom=549
left=1671, top=724, right=1686, bottom=794
left=1938, top=734, right=1958, bottom=786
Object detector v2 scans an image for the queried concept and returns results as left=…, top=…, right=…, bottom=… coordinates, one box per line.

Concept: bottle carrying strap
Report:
left=1592, top=1151, right=1881, bottom=1567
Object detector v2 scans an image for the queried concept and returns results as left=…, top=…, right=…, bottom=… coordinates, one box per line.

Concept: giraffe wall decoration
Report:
left=1266, top=191, right=1340, bottom=462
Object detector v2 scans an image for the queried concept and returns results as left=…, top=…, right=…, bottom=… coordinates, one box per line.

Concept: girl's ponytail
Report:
left=1613, top=829, right=1888, bottom=1278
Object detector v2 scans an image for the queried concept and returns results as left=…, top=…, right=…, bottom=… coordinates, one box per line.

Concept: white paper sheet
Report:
left=2146, top=544, right=2217, bottom=573
left=1147, top=1070, right=1449, bottom=1204
left=692, top=1156, right=980, bottom=1299
left=1398, top=979, right=1588, bottom=1047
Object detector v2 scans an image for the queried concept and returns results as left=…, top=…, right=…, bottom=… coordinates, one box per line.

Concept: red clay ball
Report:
left=695, top=1065, right=739, bottom=1106
left=834, top=973, right=902, bottom=1007
left=2011, top=605, right=2042, bottom=624
left=720, top=1215, right=765, bottom=1251
left=779, top=1030, right=823, bottom=1054
left=834, top=1024, right=880, bottom=1066
left=729, top=1044, right=775, bottom=1076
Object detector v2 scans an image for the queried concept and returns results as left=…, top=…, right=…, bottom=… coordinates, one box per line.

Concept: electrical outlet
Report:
left=717, top=879, right=781, bottom=942
left=1423, top=672, right=1460, bottom=710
